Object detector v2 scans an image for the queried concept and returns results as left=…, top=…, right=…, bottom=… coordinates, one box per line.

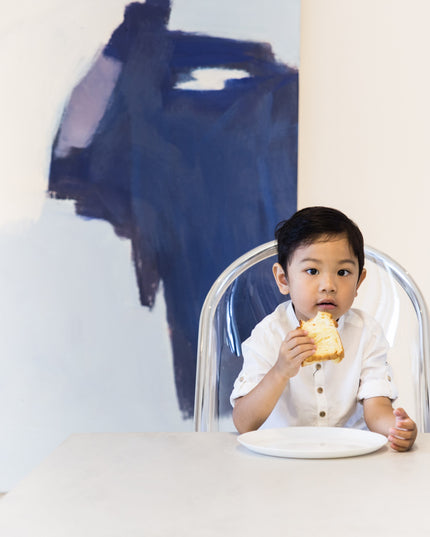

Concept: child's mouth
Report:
left=317, top=301, right=336, bottom=310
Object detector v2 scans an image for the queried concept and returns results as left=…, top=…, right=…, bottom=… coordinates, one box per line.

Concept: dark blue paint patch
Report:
left=48, top=1, right=298, bottom=419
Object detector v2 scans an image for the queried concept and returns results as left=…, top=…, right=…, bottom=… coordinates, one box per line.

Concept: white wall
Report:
left=299, top=0, right=430, bottom=309
left=298, top=0, right=430, bottom=427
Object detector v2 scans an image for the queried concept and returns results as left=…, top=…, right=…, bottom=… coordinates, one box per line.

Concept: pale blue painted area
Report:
left=169, top=0, right=301, bottom=67
left=0, top=200, right=191, bottom=491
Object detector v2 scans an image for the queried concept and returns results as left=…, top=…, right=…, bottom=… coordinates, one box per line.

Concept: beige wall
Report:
left=299, top=0, right=430, bottom=307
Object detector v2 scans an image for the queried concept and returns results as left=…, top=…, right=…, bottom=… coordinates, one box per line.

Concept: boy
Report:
left=231, top=206, right=417, bottom=451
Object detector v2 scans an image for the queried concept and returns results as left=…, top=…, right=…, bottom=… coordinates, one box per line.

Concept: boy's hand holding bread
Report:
left=277, top=311, right=344, bottom=379
left=299, top=311, right=344, bottom=366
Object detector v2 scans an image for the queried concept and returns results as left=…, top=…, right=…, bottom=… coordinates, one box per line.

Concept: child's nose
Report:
left=319, top=274, right=336, bottom=292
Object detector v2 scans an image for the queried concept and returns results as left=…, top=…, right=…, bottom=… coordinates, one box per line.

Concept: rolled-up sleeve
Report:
left=357, top=321, right=398, bottom=402
left=230, top=368, right=264, bottom=405
left=230, top=320, right=282, bottom=406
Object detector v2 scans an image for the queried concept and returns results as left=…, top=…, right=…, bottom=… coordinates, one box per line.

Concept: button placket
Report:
left=313, top=363, right=328, bottom=424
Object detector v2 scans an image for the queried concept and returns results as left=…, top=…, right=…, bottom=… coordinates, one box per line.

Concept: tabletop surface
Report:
left=0, top=431, right=429, bottom=537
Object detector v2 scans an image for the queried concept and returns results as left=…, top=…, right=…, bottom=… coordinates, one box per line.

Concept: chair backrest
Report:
left=194, top=240, right=430, bottom=432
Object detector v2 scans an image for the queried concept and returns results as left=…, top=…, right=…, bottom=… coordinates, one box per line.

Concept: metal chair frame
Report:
left=194, top=240, right=430, bottom=432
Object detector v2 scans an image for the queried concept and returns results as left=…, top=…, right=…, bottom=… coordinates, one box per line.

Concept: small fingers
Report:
left=388, top=436, right=413, bottom=452
left=388, top=425, right=417, bottom=452
left=285, top=329, right=314, bottom=349
left=391, top=407, right=417, bottom=451
left=297, top=342, right=318, bottom=365
left=296, top=346, right=317, bottom=365
left=393, top=407, right=409, bottom=421
left=286, top=328, right=311, bottom=343
left=279, top=340, right=315, bottom=365
left=278, top=330, right=316, bottom=373
left=394, top=419, right=414, bottom=431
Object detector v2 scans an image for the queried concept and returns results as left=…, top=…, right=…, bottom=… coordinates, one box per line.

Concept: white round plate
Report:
left=237, top=427, right=387, bottom=459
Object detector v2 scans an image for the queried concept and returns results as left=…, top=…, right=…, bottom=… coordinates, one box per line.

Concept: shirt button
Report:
left=317, top=387, right=323, bottom=394
left=239, top=376, right=244, bottom=382
left=387, top=376, right=391, bottom=382
left=319, top=411, right=326, bottom=418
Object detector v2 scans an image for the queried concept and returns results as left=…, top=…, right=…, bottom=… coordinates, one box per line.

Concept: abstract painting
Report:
left=49, top=0, right=300, bottom=419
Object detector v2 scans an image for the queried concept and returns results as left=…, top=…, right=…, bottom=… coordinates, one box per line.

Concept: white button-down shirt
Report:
left=230, top=301, right=398, bottom=430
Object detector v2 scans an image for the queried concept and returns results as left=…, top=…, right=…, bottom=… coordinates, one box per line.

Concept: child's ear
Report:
left=355, top=267, right=367, bottom=296
left=273, top=263, right=289, bottom=295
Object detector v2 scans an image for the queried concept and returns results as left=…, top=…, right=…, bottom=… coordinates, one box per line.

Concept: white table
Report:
left=0, top=432, right=429, bottom=536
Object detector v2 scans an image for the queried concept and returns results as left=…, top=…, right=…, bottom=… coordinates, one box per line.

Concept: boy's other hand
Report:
left=388, top=407, right=417, bottom=452
left=275, top=328, right=316, bottom=380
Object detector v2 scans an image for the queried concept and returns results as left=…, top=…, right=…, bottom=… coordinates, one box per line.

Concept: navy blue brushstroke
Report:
left=49, top=1, right=298, bottom=419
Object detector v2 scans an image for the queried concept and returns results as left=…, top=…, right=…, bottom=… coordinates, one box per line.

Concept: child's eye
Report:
left=306, top=268, right=318, bottom=275
left=338, top=269, right=350, bottom=276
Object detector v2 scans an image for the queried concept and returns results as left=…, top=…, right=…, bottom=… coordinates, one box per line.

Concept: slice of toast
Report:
left=299, top=311, right=344, bottom=367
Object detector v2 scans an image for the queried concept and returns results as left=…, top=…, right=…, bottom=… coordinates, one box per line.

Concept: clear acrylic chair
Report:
left=194, top=240, right=430, bottom=432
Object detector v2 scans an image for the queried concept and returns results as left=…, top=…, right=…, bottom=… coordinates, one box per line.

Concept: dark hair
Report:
left=275, top=206, right=364, bottom=277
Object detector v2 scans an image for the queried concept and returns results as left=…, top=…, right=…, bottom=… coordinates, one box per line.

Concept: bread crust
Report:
left=299, top=311, right=344, bottom=367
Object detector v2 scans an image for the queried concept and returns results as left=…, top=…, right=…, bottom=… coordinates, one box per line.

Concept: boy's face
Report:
left=272, top=235, right=366, bottom=321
